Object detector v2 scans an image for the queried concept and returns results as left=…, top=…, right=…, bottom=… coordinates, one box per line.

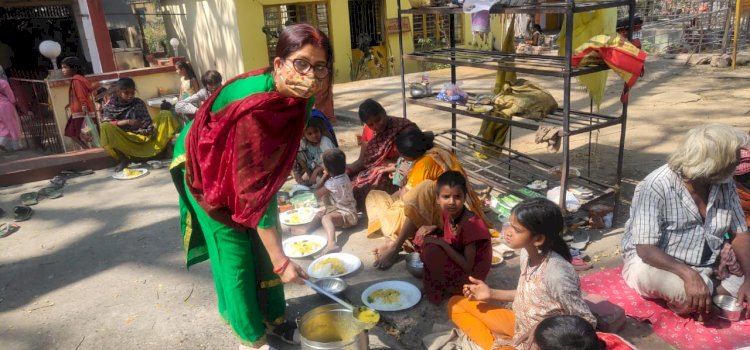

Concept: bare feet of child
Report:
left=318, top=243, right=340, bottom=257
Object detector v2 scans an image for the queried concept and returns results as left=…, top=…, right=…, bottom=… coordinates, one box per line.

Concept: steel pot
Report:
left=299, top=304, right=368, bottom=350
left=410, top=83, right=428, bottom=99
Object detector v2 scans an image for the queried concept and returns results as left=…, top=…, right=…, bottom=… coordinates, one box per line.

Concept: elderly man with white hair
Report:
left=621, top=123, right=750, bottom=319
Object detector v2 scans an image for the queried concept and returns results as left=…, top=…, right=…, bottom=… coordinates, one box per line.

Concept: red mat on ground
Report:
left=580, top=267, right=750, bottom=350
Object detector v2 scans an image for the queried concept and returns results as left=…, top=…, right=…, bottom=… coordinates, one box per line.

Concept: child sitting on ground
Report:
left=417, top=171, right=492, bottom=304
left=294, top=118, right=335, bottom=186
left=308, top=148, right=358, bottom=255
left=534, top=315, right=635, bottom=350
left=447, top=197, right=596, bottom=350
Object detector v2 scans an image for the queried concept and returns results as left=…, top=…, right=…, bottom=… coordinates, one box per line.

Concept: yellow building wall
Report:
left=160, top=0, right=246, bottom=79
left=233, top=0, right=352, bottom=84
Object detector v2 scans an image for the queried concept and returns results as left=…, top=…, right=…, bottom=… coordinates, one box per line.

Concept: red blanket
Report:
left=186, top=69, right=307, bottom=230
left=581, top=267, right=750, bottom=350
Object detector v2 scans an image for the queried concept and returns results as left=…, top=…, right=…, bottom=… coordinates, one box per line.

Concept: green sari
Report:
left=170, top=72, right=290, bottom=347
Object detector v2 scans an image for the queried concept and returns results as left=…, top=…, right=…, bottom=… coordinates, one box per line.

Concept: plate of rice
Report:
left=307, top=253, right=361, bottom=278
left=362, top=281, right=421, bottom=311
left=282, top=235, right=327, bottom=258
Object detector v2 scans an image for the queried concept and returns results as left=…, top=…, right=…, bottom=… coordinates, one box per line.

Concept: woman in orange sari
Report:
left=61, top=57, right=98, bottom=149
left=368, top=128, right=490, bottom=269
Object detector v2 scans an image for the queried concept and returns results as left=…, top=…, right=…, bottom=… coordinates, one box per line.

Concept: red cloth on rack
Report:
left=572, top=34, right=647, bottom=103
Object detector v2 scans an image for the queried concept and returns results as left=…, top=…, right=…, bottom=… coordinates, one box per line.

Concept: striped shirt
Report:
left=622, top=165, right=748, bottom=266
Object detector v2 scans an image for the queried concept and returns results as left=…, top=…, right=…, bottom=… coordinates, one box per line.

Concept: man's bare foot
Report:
left=373, top=241, right=401, bottom=270
left=318, top=243, right=340, bottom=257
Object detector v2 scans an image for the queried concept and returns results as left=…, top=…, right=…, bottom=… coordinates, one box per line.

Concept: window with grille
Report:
left=263, top=2, right=330, bottom=64
left=412, top=13, right=463, bottom=50
left=348, top=0, right=383, bottom=49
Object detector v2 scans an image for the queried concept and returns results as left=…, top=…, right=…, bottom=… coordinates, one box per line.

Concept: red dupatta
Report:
left=185, top=68, right=307, bottom=230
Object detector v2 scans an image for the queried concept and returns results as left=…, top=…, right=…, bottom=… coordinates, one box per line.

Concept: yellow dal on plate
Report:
left=367, top=288, right=401, bottom=304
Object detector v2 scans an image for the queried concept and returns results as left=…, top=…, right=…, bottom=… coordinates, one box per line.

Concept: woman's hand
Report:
left=463, top=276, right=491, bottom=301
left=278, top=260, right=307, bottom=285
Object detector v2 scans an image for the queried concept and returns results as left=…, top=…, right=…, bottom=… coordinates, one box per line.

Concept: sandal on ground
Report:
left=20, top=192, right=39, bottom=206
left=39, top=186, right=63, bottom=199
left=49, top=176, right=67, bottom=188
left=13, top=206, right=33, bottom=222
left=60, top=169, right=94, bottom=178
left=267, top=320, right=300, bottom=345
left=0, top=223, right=20, bottom=238
left=571, top=256, right=593, bottom=271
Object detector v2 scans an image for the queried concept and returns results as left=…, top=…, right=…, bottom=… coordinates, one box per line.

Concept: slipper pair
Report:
left=0, top=222, right=20, bottom=238
left=20, top=187, right=63, bottom=206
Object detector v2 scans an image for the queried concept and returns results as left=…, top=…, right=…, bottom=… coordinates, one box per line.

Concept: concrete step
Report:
left=0, top=148, right=116, bottom=187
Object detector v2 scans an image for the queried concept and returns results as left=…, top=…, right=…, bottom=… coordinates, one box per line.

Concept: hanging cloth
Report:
left=476, top=14, right=516, bottom=153
left=557, top=7, right=617, bottom=109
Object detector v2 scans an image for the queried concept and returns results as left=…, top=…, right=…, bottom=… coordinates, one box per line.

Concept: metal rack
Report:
left=395, top=0, right=637, bottom=212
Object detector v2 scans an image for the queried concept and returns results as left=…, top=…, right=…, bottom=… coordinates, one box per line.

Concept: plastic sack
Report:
left=436, top=83, right=469, bottom=104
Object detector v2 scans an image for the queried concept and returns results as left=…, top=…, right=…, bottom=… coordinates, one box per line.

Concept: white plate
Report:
left=279, top=207, right=319, bottom=226
left=308, top=253, right=362, bottom=278
left=491, top=248, right=505, bottom=266
left=112, top=168, right=149, bottom=180
left=362, top=281, right=421, bottom=312
left=282, top=235, right=327, bottom=259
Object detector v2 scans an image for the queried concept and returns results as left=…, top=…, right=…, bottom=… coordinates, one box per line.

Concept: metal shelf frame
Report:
left=403, top=48, right=610, bottom=77
left=400, top=0, right=632, bottom=15
left=396, top=0, right=637, bottom=213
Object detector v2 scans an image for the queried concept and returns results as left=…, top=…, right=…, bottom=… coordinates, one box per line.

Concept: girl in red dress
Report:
left=417, top=171, right=492, bottom=304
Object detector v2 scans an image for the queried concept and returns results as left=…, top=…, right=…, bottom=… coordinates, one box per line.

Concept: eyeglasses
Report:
left=286, top=58, right=330, bottom=79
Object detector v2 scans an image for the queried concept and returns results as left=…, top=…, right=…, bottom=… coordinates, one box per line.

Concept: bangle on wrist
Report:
left=273, top=258, right=290, bottom=275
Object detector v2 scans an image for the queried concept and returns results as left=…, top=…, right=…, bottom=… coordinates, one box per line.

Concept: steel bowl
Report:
left=314, top=277, right=347, bottom=296
left=406, top=252, right=424, bottom=278
left=713, top=295, right=745, bottom=321
left=410, top=84, right=428, bottom=99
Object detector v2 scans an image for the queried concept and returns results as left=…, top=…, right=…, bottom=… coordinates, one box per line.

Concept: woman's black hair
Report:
left=511, top=198, right=572, bottom=262
left=358, top=98, right=386, bottom=123
left=436, top=171, right=467, bottom=196
left=61, top=56, right=84, bottom=75
left=160, top=101, right=173, bottom=110
left=396, top=128, right=435, bottom=159
left=322, top=148, right=346, bottom=176
left=176, top=61, right=197, bottom=80
left=115, top=77, right=136, bottom=91
left=201, top=70, right=222, bottom=87
left=534, top=315, right=605, bottom=350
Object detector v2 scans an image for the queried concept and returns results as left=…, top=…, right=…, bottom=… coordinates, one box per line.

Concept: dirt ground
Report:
left=2, top=57, right=750, bottom=350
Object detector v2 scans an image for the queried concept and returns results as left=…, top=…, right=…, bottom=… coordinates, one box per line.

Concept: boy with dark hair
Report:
left=534, top=315, right=634, bottom=350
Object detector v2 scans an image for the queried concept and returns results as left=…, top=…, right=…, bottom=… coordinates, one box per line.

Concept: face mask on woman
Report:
left=279, top=64, right=322, bottom=98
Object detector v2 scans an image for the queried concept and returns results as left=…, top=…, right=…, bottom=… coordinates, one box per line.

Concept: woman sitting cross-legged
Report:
left=100, top=77, right=179, bottom=172
left=417, top=171, right=492, bottom=304
left=448, top=198, right=595, bottom=350
left=367, top=128, right=489, bottom=269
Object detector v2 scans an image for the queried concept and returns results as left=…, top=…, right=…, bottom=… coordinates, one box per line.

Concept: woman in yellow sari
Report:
left=100, top=77, right=179, bottom=172
left=368, top=128, right=489, bottom=268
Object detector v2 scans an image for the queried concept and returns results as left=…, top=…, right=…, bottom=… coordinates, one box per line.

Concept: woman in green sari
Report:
left=170, top=24, right=333, bottom=350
